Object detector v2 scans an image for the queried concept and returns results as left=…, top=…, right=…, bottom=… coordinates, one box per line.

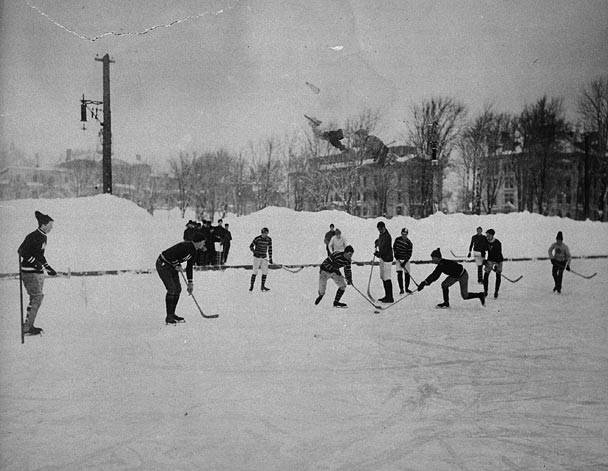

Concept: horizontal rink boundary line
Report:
left=1, top=254, right=606, bottom=279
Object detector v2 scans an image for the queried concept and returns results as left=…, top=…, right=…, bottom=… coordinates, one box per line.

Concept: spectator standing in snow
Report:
left=315, top=246, right=354, bottom=308
left=483, top=229, right=504, bottom=299
left=183, top=220, right=201, bottom=241
left=18, top=210, right=57, bottom=335
left=548, top=231, right=571, bottom=293
left=156, top=231, right=206, bottom=324
left=249, top=227, right=273, bottom=292
left=417, top=248, right=486, bottom=308
left=222, top=223, right=232, bottom=264
left=467, top=226, right=488, bottom=283
left=374, top=221, right=394, bottom=303
left=328, top=228, right=348, bottom=254
left=324, top=224, right=336, bottom=256
left=393, top=227, right=414, bottom=294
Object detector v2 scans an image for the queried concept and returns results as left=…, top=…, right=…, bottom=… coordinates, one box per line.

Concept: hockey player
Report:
left=323, top=224, right=336, bottom=256
left=156, top=230, right=206, bottom=324
left=417, top=248, right=486, bottom=308
left=483, top=229, right=504, bottom=298
left=249, top=227, right=273, bottom=291
left=548, top=231, right=571, bottom=293
left=315, top=245, right=354, bottom=308
left=328, top=228, right=348, bottom=254
left=393, top=227, right=413, bottom=294
left=374, top=221, right=394, bottom=303
left=467, top=226, right=488, bottom=283
left=18, top=211, right=57, bottom=335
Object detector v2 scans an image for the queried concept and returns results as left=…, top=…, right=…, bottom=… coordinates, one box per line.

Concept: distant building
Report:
left=288, top=145, right=440, bottom=218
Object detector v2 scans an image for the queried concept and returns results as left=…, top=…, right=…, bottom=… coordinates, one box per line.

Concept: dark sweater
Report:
left=18, top=228, right=50, bottom=273
left=160, top=241, right=198, bottom=281
left=423, top=259, right=465, bottom=285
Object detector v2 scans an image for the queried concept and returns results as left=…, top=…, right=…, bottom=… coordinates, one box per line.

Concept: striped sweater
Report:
left=18, top=228, right=51, bottom=273
left=320, top=252, right=352, bottom=283
left=393, top=236, right=413, bottom=261
left=250, top=235, right=273, bottom=260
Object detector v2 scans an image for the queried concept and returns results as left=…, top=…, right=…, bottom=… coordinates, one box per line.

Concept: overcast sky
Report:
left=1, top=0, right=607, bottom=167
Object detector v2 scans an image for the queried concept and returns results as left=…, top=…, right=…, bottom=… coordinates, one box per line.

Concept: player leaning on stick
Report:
left=375, top=221, right=394, bottom=303
left=393, top=227, right=413, bottom=295
left=417, top=248, right=486, bottom=308
left=249, top=227, right=273, bottom=292
left=18, top=211, right=57, bottom=335
left=467, top=226, right=488, bottom=283
left=548, top=231, right=571, bottom=294
left=315, top=245, right=354, bottom=308
left=483, top=229, right=504, bottom=299
left=156, top=230, right=206, bottom=324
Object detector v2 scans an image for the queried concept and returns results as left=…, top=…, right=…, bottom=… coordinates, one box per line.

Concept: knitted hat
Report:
left=377, top=221, right=385, bottom=229
left=486, top=228, right=495, bottom=236
left=556, top=231, right=563, bottom=240
left=34, top=211, right=53, bottom=225
left=191, top=230, right=205, bottom=243
left=344, top=245, right=354, bottom=253
left=430, top=248, right=442, bottom=259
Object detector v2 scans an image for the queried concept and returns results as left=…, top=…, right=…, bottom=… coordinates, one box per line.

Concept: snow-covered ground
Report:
left=1, top=195, right=607, bottom=470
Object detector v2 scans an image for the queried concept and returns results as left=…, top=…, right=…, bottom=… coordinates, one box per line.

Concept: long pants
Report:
left=156, top=257, right=181, bottom=317
left=318, top=270, right=346, bottom=296
left=223, top=244, right=230, bottom=264
left=21, top=272, right=45, bottom=329
left=551, top=260, right=565, bottom=291
left=483, top=261, right=502, bottom=295
left=441, top=270, right=483, bottom=303
left=473, top=251, right=484, bottom=282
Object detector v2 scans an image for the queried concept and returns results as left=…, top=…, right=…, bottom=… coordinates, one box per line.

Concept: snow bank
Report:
left=1, top=195, right=607, bottom=273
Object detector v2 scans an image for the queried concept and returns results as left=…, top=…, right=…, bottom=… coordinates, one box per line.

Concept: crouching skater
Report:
left=315, top=245, right=354, bottom=308
left=417, top=248, right=486, bottom=309
left=156, top=230, right=206, bottom=324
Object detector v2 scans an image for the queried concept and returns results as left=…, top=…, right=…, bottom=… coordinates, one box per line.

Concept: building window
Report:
left=504, top=176, right=515, bottom=189
left=397, top=190, right=402, bottom=202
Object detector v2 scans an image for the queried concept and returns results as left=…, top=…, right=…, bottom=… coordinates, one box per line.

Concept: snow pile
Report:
left=1, top=195, right=607, bottom=273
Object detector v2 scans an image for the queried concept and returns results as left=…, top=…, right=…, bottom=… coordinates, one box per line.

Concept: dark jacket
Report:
left=423, top=259, right=465, bottom=285
left=469, top=234, right=488, bottom=254
left=375, top=230, right=393, bottom=262
left=160, top=241, right=198, bottom=281
left=320, top=252, right=352, bottom=283
left=18, top=228, right=50, bottom=273
left=324, top=230, right=336, bottom=246
left=486, top=239, right=504, bottom=263
left=393, top=236, right=413, bottom=261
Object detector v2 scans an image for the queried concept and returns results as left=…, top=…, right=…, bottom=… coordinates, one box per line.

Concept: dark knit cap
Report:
left=377, top=221, right=385, bottom=229
left=486, top=228, right=495, bottom=235
left=430, top=248, right=442, bottom=259
left=344, top=245, right=354, bottom=253
left=34, top=211, right=53, bottom=225
left=191, top=230, right=205, bottom=243
left=556, top=231, right=563, bottom=240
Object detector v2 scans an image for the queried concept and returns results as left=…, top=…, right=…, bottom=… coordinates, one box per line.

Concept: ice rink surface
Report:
left=1, top=259, right=607, bottom=470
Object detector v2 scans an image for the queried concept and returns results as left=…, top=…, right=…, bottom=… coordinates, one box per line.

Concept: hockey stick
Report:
left=376, top=291, right=416, bottom=312
left=497, top=271, right=523, bottom=283
left=366, top=255, right=377, bottom=302
left=568, top=269, right=597, bottom=279
left=401, top=262, right=420, bottom=288
left=178, top=270, right=219, bottom=319
left=279, top=264, right=304, bottom=274
left=351, top=284, right=381, bottom=309
left=450, top=250, right=468, bottom=258
left=18, top=255, right=24, bottom=344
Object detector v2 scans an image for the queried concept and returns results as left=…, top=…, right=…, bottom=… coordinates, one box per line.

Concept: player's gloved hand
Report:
left=346, top=279, right=352, bottom=285
left=187, top=282, right=194, bottom=295
left=467, top=252, right=471, bottom=258
left=45, top=265, right=57, bottom=276
left=374, top=251, right=380, bottom=258
left=417, top=281, right=426, bottom=291
left=566, top=264, right=571, bottom=271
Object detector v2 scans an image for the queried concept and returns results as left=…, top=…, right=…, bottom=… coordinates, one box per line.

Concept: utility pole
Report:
left=80, top=53, right=115, bottom=194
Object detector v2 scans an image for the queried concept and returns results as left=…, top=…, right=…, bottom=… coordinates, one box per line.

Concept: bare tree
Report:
left=247, top=137, right=284, bottom=210
left=518, top=96, right=567, bottom=214
left=578, top=75, right=608, bottom=220
left=169, top=152, right=193, bottom=217
left=408, top=97, right=467, bottom=214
